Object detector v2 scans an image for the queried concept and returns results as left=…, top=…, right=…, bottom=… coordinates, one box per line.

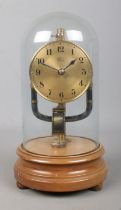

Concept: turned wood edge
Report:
left=16, top=144, right=105, bottom=165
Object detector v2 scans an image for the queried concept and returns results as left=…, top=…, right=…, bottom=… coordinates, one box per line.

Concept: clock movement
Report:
left=14, top=12, right=107, bottom=192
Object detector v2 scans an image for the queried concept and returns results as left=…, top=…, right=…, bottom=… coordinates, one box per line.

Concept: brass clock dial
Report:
left=30, top=40, right=93, bottom=103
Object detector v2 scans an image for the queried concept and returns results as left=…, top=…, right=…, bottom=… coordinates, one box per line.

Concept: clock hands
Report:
left=39, top=59, right=76, bottom=75
left=40, top=62, right=58, bottom=71
left=63, top=59, right=76, bottom=70
left=58, top=59, right=76, bottom=75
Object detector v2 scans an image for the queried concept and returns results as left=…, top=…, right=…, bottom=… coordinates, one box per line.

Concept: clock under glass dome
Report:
left=14, top=12, right=107, bottom=192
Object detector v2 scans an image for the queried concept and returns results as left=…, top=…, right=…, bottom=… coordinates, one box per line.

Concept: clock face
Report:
left=30, top=40, right=93, bottom=103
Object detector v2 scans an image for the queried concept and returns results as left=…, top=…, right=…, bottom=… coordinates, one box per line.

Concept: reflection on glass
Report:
left=34, top=31, right=51, bottom=43
left=66, top=30, right=83, bottom=41
left=34, top=30, right=83, bottom=43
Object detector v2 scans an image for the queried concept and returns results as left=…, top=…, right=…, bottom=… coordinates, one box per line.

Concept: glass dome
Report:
left=21, top=12, right=99, bottom=156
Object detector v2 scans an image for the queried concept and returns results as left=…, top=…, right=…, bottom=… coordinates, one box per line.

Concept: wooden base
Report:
left=14, top=137, right=107, bottom=192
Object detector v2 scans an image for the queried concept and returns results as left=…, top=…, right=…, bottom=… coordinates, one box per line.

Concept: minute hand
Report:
left=40, top=62, right=58, bottom=71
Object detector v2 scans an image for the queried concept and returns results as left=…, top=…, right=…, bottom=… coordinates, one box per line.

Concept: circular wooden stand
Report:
left=14, top=137, right=107, bottom=192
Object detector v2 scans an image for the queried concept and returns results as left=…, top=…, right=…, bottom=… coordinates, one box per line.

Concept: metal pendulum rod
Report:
left=52, top=103, right=66, bottom=147
left=31, top=85, right=93, bottom=123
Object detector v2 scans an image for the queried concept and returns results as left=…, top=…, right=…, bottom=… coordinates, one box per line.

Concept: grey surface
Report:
left=0, top=0, right=121, bottom=209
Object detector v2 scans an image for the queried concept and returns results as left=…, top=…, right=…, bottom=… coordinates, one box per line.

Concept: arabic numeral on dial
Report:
left=58, top=46, right=64, bottom=52
left=48, top=89, right=52, bottom=95
left=72, top=49, right=74, bottom=55
left=79, top=80, right=84, bottom=86
left=37, top=58, right=45, bottom=64
left=35, top=69, right=41, bottom=76
left=40, top=81, right=44, bottom=88
left=79, top=57, right=84, bottom=63
left=82, top=69, right=87, bottom=75
left=47, top=49, right=52, bottom=55
left=72, top=89, right=76, bottom=95
left=59, top=92, right=64, bottom=98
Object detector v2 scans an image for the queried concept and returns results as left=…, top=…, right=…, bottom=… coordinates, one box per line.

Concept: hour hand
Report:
left=58, top=59, right=76, bottom=75
left=63, top=59, right=76, bottom=70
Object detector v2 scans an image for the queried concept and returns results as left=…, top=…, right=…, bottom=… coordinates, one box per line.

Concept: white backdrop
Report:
left=0, top=0, right=121, bottom=210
